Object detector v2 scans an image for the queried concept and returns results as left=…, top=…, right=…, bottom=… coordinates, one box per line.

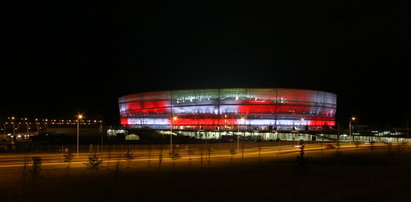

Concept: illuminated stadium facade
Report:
left=119, top=88, right=337, bottom=140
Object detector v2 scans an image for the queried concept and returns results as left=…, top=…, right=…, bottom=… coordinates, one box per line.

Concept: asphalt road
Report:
left=0, top=142, right=385, bottom=169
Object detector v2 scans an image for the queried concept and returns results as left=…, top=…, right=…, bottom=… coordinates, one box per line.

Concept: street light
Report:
left=349, top=116, right=356, bottom=143
left=77, top=114, right=83, bottom=156
left=237, top=117, right=245, bottom=151
left=300, top=118, right=305, bottom=131
left=11, top=117, right=15, bottom=137
left=170, top=116, right=178, bottom=153
left=300, top=118, right=305, bottom=141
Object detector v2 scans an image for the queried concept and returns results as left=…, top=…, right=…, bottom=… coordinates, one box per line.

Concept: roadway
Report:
left=0, top=142, right=386, bottom=169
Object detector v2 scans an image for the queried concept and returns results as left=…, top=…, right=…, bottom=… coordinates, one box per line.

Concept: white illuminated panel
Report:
left=127, top=118, right=170, bottom=125
left=237, top=119, right=310, bottom=126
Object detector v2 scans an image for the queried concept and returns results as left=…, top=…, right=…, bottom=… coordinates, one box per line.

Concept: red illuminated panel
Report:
left=172, top=118, right=238, bottom=126
left=120, top=118, right=128, bottom=125
left=275, top=105, right=310, bottom=114
left=309, top=120, right=335, bottom=126
left=292, top=105, right=311, bottom=114
left=238, top=101, right=276, bottom=114
left=140, top=101, right=169, bottom=113
left=127, top=100, right=170, bottom=113
left=126, top=102, right=142, bottom=111
left=238, top=101, right=311, bottom=114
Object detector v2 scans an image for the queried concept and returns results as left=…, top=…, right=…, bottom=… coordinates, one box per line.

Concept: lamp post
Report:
left=170, top=116, right=177, bottom=153
left=406, top=117, right=409, bottom=140
left=300, top=118, right=305, bottom=131
left=99, top=121, right=103, bottom=149
left=349, top=117, right=356, bottom=143
left=237, top=117, right=245, bottom=151
left=300, top=118, right=305, bottom=142
left=77, top=114, right=83, bottom=156
left=11, top=117, right=15, bottom=137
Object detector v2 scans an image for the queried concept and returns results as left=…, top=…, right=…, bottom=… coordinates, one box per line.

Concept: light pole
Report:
left=11, top=117, right=15, bottom=137
left=237, top=117, right=245, bottom=151
left=26, top=118, right=29, bottom=134
left=170, top=116, right=177, bottom=153
left=406, top=117, right=409, bottom=140
left=300, top=118, right=305, bottom=142
left=349, top=117, right=356, bottom=143
left=99, top=120, right=103, bottom=149
left=77, top=114, right=83, bottom=156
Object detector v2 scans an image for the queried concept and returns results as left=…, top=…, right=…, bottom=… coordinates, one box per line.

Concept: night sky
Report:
left=2, top=1, right=410, bottom=127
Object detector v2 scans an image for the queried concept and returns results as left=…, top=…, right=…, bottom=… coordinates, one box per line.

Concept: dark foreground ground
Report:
left=1, top=145, right=411, bottom=202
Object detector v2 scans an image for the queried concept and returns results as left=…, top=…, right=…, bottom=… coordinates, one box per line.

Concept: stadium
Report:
left=118, top=88, right=337, bottom=141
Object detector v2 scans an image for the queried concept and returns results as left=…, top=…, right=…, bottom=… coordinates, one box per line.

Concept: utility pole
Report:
left=99, top=121, right=103, bottom=150
left=237, top=123, right=240, bottom=151
left=169, top=91, right=175, bottom=154
left=407, top=117, right=409, bottom=140
left=349, top=120, right=351, bottom=143
left=77, top=114, right=83, bottom=156
left=237, top=117, right=245, bottom=151
left=77, top=118, right=80, bottom=156
left=337, top=121, right=340, bottom=149
left=26, top=119, right=29, bottom=134
left=170, top=116, right=177, bottom=153
left=349, top=117, right=356, bottom=143
left=170, top=119, right=173, bottom=152
left=12, top=117, right=15, bottom=137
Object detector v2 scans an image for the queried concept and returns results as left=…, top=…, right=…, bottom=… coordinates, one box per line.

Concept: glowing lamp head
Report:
left=172, top=116, right=178, bottom=121
left=77, top=114, right=84, bottom=120
left=351, top=117, right=356, bottom=121
left=240, top=117, right=245, bottom=121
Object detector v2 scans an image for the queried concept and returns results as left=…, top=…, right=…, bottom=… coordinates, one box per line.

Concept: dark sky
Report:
left=2, top=1, right=410, bottom=126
